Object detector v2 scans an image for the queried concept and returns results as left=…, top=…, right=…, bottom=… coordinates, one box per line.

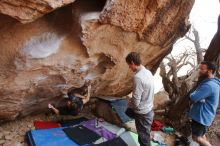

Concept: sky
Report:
left=153, top=0, right=220, bottom=93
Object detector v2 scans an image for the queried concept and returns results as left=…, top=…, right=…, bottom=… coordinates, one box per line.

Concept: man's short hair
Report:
left=125, top=52, right=142, bottom=65
left=201, top=61, right=216, bottom=74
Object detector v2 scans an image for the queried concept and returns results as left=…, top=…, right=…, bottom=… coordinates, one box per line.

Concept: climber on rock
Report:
left=48, top=81, right=91, bottom=116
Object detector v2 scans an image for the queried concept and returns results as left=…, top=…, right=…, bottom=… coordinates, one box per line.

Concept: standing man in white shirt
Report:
left=125, top=52, right=154, bottom=146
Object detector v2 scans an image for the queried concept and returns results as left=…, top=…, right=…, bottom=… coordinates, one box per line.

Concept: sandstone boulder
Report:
left=0, top=0, right=194, bottom=122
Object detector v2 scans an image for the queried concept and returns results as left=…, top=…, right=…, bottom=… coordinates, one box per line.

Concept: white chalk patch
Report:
left=80, top=12, right=100, bottom=23
left=54, top=84, right=68, bottom=88
left=85, top=73, right=94, bottom=80
left=23, top=32, right=64, bottom=59
left=80, top=12, right=100, bottom=30
left=80, top=64, right=89, bottom=72
left=14, top=58, right=25, bottom=71
left=35, top=75, right=48, bottom=81
left=102, top=0, right=114, bottom=11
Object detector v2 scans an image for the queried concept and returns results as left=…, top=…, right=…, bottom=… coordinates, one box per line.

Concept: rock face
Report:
left=0, top=0, right=194, bottom=122
left=153, top=91, right=170, bottom=110
left=0, top=0, right=75, bottom=23
left=204, top=15, right=220, bottom=77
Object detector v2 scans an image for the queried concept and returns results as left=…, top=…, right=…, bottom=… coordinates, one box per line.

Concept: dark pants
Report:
left=134, top=110, right=154, bottom=146
left=191, top=120, right=208, bottom=137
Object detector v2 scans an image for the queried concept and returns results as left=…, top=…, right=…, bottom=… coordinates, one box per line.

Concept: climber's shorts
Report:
left=191, top=120, right=208, bottom=136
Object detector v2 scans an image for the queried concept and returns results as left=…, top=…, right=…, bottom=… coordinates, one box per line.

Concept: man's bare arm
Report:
left=73, top=93, right=85, bottom=99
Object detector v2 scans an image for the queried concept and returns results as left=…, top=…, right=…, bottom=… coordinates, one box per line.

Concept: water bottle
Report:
left=162, top=127, right=174, bottom=133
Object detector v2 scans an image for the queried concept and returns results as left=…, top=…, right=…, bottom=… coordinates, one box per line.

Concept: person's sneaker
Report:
left=179, top=136, right=190, bottom=145
left=175, top=136, right=190, bottom=146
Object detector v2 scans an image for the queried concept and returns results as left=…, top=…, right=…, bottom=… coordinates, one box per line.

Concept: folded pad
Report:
left=34, top=121, right=60, bottom=129
left=26, top=131, right=36, bottom=146
left=120, top=131, right=139, bottom=146
left=90, top=137, right=128, bottom=146
left=120, top=131, right=159, bottom=146
left=63, top=125, right=101, bottom=145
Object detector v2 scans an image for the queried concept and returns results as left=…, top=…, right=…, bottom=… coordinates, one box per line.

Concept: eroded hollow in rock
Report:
left=85, top=53, right=116, bottom=81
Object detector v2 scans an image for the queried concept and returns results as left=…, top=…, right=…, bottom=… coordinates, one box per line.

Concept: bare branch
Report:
left=185, top=35, right=195, bottom=43
left=176, top=52, right=188, bottom=65
left=186, top=61, right=196, bottom=68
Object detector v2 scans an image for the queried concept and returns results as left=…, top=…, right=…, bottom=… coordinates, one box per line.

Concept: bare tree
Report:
left=159, top=26, right=205, bottom=102
left=159, top=50, right=196, bottom=102
left=160, top=15, right=220, bottom=138
left=159, top=24, right=206, bottom=107
left=185, top=26, right=204, bottom=64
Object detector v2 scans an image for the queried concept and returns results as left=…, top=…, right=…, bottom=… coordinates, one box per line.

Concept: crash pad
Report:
left=63, top=125, right=101, bottom=145
left=26, top=131, right=36, bottom=146
left=83, top=119, right=116, bottom=140
left=90, top=137, right=128, bottom=146
left=28, top=127, right=78, bottom=146
left=120, top=131, right=139, bottom=146
left=34, top=121, right=60, bottom=129
left=120, top=131, right=158, bottom=146
left=60, top=117, right=88, bottom=127
left=110, top=99, right=133, bottom=123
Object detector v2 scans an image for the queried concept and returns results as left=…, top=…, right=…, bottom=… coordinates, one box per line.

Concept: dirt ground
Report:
left=207, top=109, right=220, bottom=146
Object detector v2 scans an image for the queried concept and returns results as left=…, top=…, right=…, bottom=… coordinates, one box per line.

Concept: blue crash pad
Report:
left=110, top=99, right=133, bottom=123
left=28, top=127, right=78, bottom=146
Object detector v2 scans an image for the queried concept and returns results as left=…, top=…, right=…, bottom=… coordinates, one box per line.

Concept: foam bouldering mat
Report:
left=95, top=100, right=122, bottom=125
left=26, top=131, right=36, bottom=146
left=34, top=121, right=60, bottom=129
left=99, top=120, right=123, bottom=135
left=96, top=97, right=132, bottom=124
left=60, top=117, right=88, bottom=127
left=120, top=131, right=139, bottom=146
left=82, top=119, right=116, bottom=140
left=110, top=99, right=133, bottom=123
left=90, top=137, right=128, bottom=146
left=120, top=131, right=161, bottom=146
left=63, top=125, right=101, bottom=145
left=27, top=127, right=78, bottom=146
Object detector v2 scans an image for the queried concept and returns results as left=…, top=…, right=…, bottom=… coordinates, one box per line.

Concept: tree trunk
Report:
left=192, top=27, right=204, bottom=64
left=204, top=15, right=220, bottom=77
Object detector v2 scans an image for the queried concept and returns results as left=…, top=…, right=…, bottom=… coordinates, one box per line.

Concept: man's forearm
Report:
left=52, top=107, right=60, bottom=115
left=74, top=93, right=85, bottom=99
